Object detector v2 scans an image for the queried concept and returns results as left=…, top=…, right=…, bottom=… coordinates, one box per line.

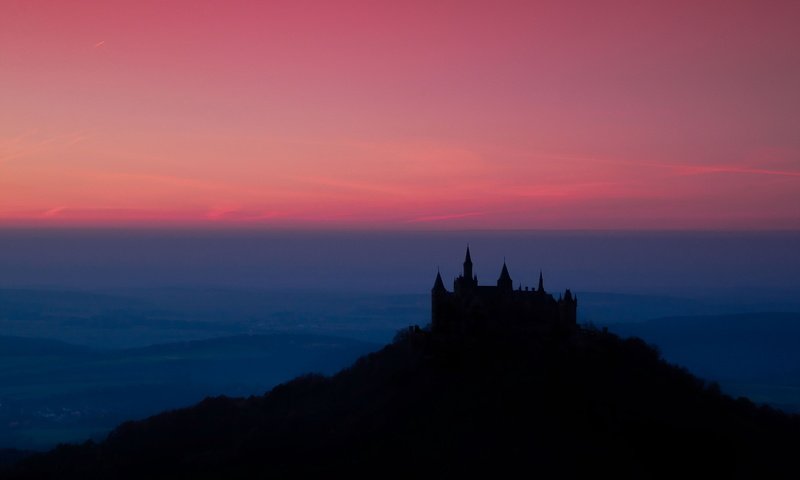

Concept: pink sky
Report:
left=1, top=0, right=799, bottom=229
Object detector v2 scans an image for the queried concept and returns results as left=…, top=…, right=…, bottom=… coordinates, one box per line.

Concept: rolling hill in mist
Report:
left=613, top=312, right=800, bottom=412
left=3, top=287, right=800, bottom=454
left=6, top=324, right=799, bottom=479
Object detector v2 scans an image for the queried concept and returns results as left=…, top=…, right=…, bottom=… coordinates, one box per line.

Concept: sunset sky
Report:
left=1, top=0, right=799, bottom=229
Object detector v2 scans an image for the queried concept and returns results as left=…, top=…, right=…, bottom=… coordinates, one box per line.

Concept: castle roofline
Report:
left=431, top=247, right=578, bottom=332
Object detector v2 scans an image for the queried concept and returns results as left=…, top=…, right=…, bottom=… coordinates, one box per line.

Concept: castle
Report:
left=432, top=247, right=577, bottom=333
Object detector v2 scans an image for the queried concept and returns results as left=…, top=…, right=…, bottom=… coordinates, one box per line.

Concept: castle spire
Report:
left=538, top=270, right=544, bottom=292
left=497, top=260, right=512, bottom=291
left=463, top=245, right=473, bottom=280
left=432, top=270, right=446, bottom=293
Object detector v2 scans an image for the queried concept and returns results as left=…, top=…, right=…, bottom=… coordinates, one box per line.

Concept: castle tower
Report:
left=432, top=270, right=446, bottom=294
left=431, top=270, right=449, bottom=332
left=497, top=261, right=513, bottom=291
left=455, top=246, right=478, bottom=292
left=463, top=246, right=473, bottom=281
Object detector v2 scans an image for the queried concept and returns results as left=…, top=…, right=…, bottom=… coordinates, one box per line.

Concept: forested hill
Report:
left=6, top=325, right=800, bottom=479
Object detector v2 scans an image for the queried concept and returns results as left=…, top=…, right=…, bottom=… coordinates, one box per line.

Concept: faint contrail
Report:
left=94, top=40, right=105, bottom=48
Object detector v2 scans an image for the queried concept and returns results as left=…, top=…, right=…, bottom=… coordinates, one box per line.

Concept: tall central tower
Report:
left=463, top=246, right=473, bottom=281
left=454, top=246, right=478, bottom=293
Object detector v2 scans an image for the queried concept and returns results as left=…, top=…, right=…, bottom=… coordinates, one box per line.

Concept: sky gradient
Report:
left=2, top=0, right=799, bottom=229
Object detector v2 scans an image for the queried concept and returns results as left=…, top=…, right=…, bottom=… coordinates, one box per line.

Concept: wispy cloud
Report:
left=289, top=175, right=415, bottom=197
left=492, top=147, right=800, bottom=180
left=504, top=182, right=633, bottom=199
left=668, top=164, right=800, bottom=178
left=84, top=170, right=270, bottom=198
left=205, top=204, right=250, bottom=220
left=41, top=206, right=67, bottom=218
left=0, top=131, right=91, bottom=165
left=406, top=211, right=484, bottom=223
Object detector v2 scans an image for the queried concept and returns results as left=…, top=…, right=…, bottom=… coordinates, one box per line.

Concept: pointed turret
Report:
left=463, top=246, right=473, bottom=280
left=432, top=270, right=446, bottom=293
left=431, top=269, right=450, bottom=333
left=497, top=261, right=513, bottom=291
left=538, top=270, right=544, bottom=292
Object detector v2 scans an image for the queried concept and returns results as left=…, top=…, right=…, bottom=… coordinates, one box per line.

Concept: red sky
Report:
left=1, top=0, right=799, bottom=229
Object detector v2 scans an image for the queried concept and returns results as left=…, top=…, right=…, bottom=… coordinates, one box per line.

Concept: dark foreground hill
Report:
left=5, top=325, right=800, bottom=479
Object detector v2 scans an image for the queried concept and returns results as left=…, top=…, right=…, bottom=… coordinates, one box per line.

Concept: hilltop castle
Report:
left=432, top=247, right=577, bottom=333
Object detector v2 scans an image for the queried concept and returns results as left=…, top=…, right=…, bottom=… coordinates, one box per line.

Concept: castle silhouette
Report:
left=432, top=247, right=577, bottom=333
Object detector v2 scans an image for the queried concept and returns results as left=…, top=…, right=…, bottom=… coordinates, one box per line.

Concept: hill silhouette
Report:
left=5, top=324, right=800, bottom=479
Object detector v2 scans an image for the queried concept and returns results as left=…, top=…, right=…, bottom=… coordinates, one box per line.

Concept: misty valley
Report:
left=1, top=285, right=799, bottom=451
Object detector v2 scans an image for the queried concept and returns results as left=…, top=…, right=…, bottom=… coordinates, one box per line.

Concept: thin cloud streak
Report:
left=406, top=212, right=484, bottom=223
left=41, top=206, right=67, bottom=218
left=670, top=164, right=800, bottom=178
left=0, top=131, right=90, bottom=164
